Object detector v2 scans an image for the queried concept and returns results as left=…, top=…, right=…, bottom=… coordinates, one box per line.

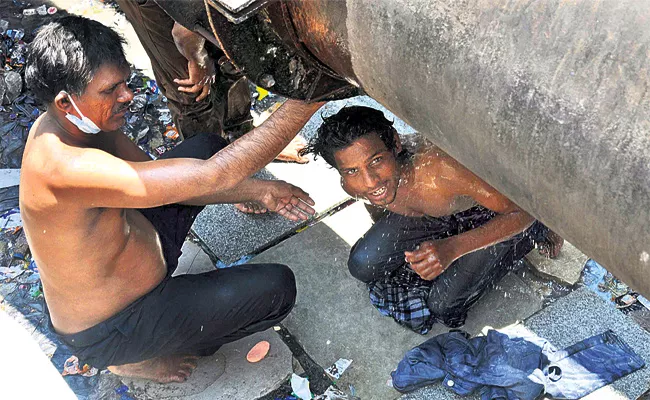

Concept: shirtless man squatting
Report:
left=304, top=106, right=562, bottom=333
left=20, top=16, right=323, bottom=382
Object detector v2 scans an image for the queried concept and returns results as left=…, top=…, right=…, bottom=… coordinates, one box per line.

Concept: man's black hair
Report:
left=303, top=106, right=398, bottom=167
left=25, top=15, right=128, bottom=104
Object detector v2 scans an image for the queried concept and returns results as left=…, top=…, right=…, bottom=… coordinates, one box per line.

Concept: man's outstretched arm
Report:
left=50, top=100, right=324, bottom=209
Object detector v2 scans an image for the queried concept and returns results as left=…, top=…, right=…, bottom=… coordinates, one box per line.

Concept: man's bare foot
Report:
left=108, top=355, right=199, bottom=384
left=275, top=136, right=309, bottom=164
left=234, top=202, right=268, bottom=214
left=538, top=230, right=564, bottom=259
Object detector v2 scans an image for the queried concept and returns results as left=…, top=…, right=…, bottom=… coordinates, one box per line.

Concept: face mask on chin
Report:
left=60, top=91, right=101, bottom=134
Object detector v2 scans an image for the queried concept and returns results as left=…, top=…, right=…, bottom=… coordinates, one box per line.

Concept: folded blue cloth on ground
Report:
left=391, top=329, right=645, bottom=399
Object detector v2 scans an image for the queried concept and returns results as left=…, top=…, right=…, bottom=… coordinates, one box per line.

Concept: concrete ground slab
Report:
left=252, top=204, right=548, bottom=400
left=173, top=240, right=216, bottom=277
left=526, top=242, right=588, bottom=285
left=123, top=329, right=291, bottom=400
left=528, top=287, right=650, bottom=400
left=186, top=329, right=293, bottom=400
left=124, top=354, right=226, bottom=398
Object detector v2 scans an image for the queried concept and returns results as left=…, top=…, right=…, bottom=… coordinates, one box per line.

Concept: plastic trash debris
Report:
left=36, top=5, right=48, bottom=15
left=4, top=71, right=23, bottom=104
left=616, top=293, right=637, bottom=309
left=47, top=6, right=58, bottom=15
left=290, top=374, right=313, bottom=400
left=246, top=340, right=270, bottom=363
left=324, top=358, right=352, bottom=381
left=0, top=20, right=9, bottom=34
left=0, top=208, right=22, bottom=229
left=0, top=265, right=24, bottom=279
left=5, top=29, right=24, bottom=41
left=256, top=86, right=270, bottom=101
left=164, top=125, right=179, bottom=140
left=638, top=295, right=650, bottom=310
left=22, top=9, right=36, bottom=16
left=61, top=356, right=99, bottom=377
left=29, top=285, right=42, bottom=298
left=313, top=386, right=350, bottom=400
left=115, top=385, right=129, bottom=395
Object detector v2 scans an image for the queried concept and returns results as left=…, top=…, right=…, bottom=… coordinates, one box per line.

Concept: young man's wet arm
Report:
left=442, top=178, right=534, bottom=260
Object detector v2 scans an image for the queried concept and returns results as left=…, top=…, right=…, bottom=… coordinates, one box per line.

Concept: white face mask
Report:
left=61, top=91, right=101, bottom=134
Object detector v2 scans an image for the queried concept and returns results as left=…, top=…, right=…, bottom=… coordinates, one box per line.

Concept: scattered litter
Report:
left=324, top=358, right=352, bottom=381
left=62, top=355, right=99, bottom=377
left=246, top=340, right=270, bottom=363
left=0, top=265, right=24, bottom=279
left=22, top=8, right=36, bottom=16
left=638, top=295, right=650, bottom=310
left=4, top=72, right=23, bottom=104
left=256, top=86, right=269, bottom=101
left=273, top=326, right=281, bottom=331
left=115, top=385, right=129, bottom=395
left=290, top=374, right=313, bottom=400
left=313, top=386, right=350, bottom=400
left=0, top=20, right=9, bottom=34
left=326, top=340, right=331, bottom=345
left=583, top=259, right=641, bottom=314
left=36, top=5, right=48, bottom=15
left=28, top=285, right=41, bottom=298
left=1, top=208, right=22, bottom=229
left=616, top=293, right=637, bottom=309
left=47, top=6, right=58, bottom=15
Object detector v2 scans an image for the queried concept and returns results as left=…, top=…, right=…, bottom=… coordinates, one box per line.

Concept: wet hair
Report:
left=303, top=106, right=398, bottom=167
left=25, top=16, right=128, bottom=104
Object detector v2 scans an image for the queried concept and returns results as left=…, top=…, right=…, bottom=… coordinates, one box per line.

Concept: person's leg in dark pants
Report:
left=348, top=212, right=455, bottom=283
left=116, top=0, right=230, bottom=139
left=101, top=263, right=297, bottom=365
left=427, top=225, right=539, bottom=328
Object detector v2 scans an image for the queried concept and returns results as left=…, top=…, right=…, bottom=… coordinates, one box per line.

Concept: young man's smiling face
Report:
left=333, top=132, right=402, bottom=206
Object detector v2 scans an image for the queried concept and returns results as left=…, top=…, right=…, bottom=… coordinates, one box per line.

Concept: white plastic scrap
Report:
left=325, top=358, right=352, bottom=380
left=314, top=386, right=349, bottom=400
left=638, top=295, right=650, bottom=310
left=291, top=373, right=313, bottom=400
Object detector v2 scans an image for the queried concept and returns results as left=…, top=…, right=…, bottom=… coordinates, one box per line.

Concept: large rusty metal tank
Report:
left=157, top=0, right=650, bottom=297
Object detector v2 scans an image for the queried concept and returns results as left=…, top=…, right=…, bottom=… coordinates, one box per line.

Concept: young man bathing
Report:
left=304, top=106, right=562, bottom=332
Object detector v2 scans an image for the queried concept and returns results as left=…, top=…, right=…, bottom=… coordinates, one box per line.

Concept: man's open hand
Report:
left=260, top=181, right=315, bottom=222
left=404, top=240, right=456, bottom=281
left=174, top=58, right=215, bottom=102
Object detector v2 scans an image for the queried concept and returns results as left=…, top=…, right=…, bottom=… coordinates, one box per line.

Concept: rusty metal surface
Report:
left=285, top=0, right=355, bottom=81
